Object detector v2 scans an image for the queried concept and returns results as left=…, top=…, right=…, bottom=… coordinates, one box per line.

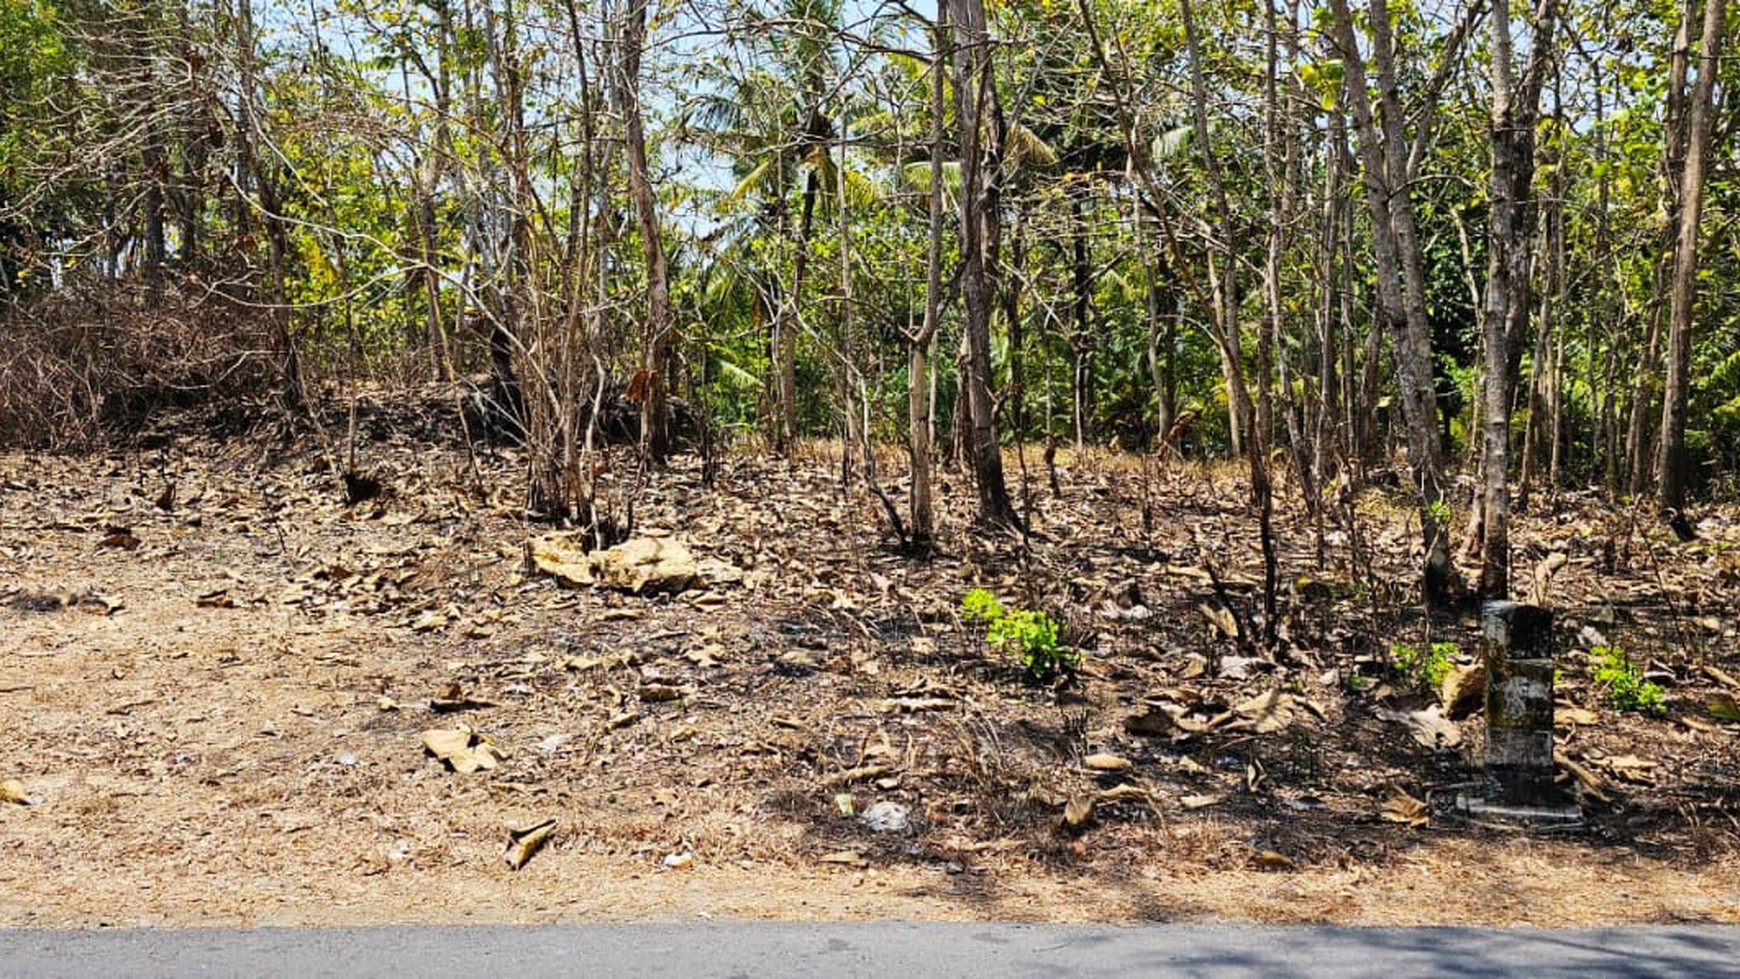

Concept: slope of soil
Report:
left=3, top=398, right=1738, bottom=928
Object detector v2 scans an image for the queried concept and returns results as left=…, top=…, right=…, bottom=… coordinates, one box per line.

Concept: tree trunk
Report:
left=1477, top=0, right=1556, bottom=599
left=1179, top=0, right=1249, bottom=458
left=772, top=168, right=816, bottom=455
left=908, top=12, right=948, bottom=549
left=1627, top=2, right=1695, bottom=496
left=1070, top=187, right=1092, bottom=450
left=1655, top=0, right=1727, bottom=530
left=948, top=0, right=1018, bottom=529
left=1325, top=0, right=1455, bottom=605
left=619, top=0, right=672, bottom=461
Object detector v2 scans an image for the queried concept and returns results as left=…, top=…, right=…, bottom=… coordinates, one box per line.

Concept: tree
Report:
left=948, top=0, right=1018, bottom=529
left=907, top=9, right=949, bottom=550
left=617, top=0, right=675, bottom=461
left=1324, top=0, right=1474, bottom=606
left=1655, top=0, right=1728, bottom=534
left=1476, top=0, right=1558, bottom=598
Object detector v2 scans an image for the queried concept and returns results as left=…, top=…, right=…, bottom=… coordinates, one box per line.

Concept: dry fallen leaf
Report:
left=1708, top=694, right=1740, bottom=723
left=503, top=819, right=557, bottom=870
left=1084, top=753, right=1134, bottom=773
left=421, top=727, right=505, bottom=774
left=1199, top=603, right=1239, bottom=640
left=1, top=779, right=36, bottom=805
left=1062, top=794, right=1096, bottom=829
left=1124, top=706, right=1177, bottom=737
left=1376, top=705, right=1462, bottom=750
left=430, top=684, right=498, bottom=713
left=1231, top=688, right=1296, bottom=734
left=818, top=850, right=869, bottom=869
left=1380, top=786, right=1429, bottom=827
left=1252, top=850, right=1296, bottom=871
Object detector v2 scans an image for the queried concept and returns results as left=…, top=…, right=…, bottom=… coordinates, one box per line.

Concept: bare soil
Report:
left=4, top=396, right=1738, bottom=928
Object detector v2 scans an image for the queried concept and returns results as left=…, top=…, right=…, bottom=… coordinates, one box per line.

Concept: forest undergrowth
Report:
left=2, top=391, right=1738, bottom=927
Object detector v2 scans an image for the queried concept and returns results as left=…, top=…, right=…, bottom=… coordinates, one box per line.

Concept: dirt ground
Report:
left=4, top=396, right=1739, bottom=928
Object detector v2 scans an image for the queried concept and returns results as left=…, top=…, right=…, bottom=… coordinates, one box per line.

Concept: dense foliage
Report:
left=1, top=0, right=1735, bottom=532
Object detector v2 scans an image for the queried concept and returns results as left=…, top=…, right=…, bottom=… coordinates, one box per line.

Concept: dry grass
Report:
left=0, top=281, right=280, bottom=449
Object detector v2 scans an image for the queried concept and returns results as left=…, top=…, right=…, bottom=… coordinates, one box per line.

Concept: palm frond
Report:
left=1005, top=121, right=1058, bottom=169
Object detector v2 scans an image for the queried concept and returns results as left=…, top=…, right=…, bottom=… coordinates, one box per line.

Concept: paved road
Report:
left=5, top=922, right=1739, bottom=977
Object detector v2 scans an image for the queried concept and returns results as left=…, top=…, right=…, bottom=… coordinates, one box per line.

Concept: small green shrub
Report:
left=960, top=589, right=1078, bottom=680
left=1428, top=499, right=1453, bottom=529
left=1590, top=644, right=1665, bottom=714
left=960, top=587, right=1005, bottom=624
left=1389, top=641, right=1456, bottom=691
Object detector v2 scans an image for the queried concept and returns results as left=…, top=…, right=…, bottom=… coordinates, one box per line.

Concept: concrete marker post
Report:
left=1460, top=600, right=1581, bottom=822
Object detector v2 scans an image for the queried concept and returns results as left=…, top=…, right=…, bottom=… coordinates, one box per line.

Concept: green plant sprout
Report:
left=960, top=587, right=1005, bottom=624
left=1389, top=641, right=1456, bottom=691
left=1590, top=644, right=1665, bottom=714
left=961, top=588, right=1078, bottom=680
left=1428, top=499, right=1453, bottom=528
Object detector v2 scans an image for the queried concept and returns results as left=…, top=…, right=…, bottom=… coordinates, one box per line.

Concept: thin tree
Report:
left=1324, top=0, right=1475, bottom=606
left=1655, top=0, right=1728, bottom=536
left=948, top=0, right=1018, bottom=529
left=617, top=0, right=674, bottom=461
left=907, top=9, right=949, bottom=550
left=1475, top=0, right=1557, bottom=598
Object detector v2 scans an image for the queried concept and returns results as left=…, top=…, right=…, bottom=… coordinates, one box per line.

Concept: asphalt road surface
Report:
left=4, top=922, right=1738, bottom=977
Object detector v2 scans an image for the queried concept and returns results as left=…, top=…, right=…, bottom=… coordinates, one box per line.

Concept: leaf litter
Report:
left=1, top=400, right=1738, bottom=926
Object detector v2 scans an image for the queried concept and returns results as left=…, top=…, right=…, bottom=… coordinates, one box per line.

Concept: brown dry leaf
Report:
left=1097, top=783, right=1154, bottom=805
left=1199, top=603, right=1238, bottom=640
left=818, top=850, right=869, bottom=869
left=1708, top=693, right=1740, bottom=723
left=420, top=727, right=504, bottom=774
left=1062, top=794, right=1096, bottom=829
left=1181, top=794, right=1223, bottom=810
left=1557, top=706, right=1602, bottom=727
left=1, top=779, right=35, bottom=805
left=1252, top=850, right=1296, bottom=871
left=1084, top=753, right=1133, bottom=773
left=1376, top=705, right=1462, bottom=750
left=1124, top=706, right=1177, bottom=737
left=639, top=683, right=683, bottom=703
left=1600, top=754, right=1658, bottom=783
left=1439, top=665, right=1485, bottom=720
left=1230, top=688, right=1296, bottom=734
left=1380, top=787, right=1429, bottom=827
left=503, top=819, right=557, bottom=870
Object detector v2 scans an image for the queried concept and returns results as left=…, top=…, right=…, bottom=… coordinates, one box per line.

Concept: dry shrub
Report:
left=0, top=281, right=282, bottom=449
